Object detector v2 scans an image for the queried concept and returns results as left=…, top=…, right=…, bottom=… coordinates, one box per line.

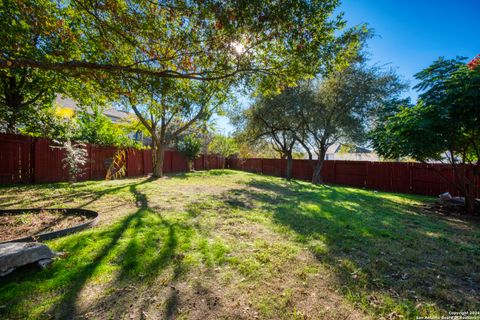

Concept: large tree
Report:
left=296, top=63, right=406, bottom=184
left=237, top=86, right=308, bottom=180
left=0, top=67, right=58, bottom=133
left=1, top=0, right=361, bottom=90
left=371, top=57, right=480, bottom=214
left=1, top=0, right=366, bottom=178
left=119, top=76, right=228, bottom=177
left=0, top=0, right=65, bottom=132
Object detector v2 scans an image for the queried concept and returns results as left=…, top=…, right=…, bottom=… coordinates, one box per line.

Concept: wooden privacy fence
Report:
left=227, top=158, right=480, bottom=198
left=0, top=133, right=224, bottom=184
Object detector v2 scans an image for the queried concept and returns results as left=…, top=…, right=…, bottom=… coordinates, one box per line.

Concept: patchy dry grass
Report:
left=0, top=170, right=479, bottom=319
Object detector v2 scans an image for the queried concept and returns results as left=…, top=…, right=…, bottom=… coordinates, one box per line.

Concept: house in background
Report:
left=55, top=96, right=131, bottom=124
left=325, top=143, right=381, bottom=161
left=55, top=96, right=150, bottom=145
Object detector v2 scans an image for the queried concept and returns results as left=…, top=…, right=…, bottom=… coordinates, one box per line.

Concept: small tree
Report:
left=209, top=135, right=239, bottom=169
left=50, top=119, right=88, bottom=183
left=121, top=77, right=227, bottom=177
left=55, top=140, right=88, bottom=183
left=177, top=134, right=202, bottom=171
left=77, top=106, right=138, bottom=147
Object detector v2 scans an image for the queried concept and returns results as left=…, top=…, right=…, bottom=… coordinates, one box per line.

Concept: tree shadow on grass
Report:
left=220, top=178, right=480, bottom=317
left=0, top=177, right=156, bottom=209
left=53, top=181, right=193, bottom=319
left=75, top=183, right=200, bottom=319
left=0, top=179, right=191, bottom=319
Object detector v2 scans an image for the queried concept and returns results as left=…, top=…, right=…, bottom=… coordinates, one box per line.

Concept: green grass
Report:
left=0, top=170, right=479, bottom=319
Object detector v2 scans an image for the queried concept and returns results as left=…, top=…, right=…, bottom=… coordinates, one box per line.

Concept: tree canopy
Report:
left=235, top=86, right=308, bottom=179
left=234, top=59, right=405, bottom=183
left=177, top=134, right=203, bottom=171
left=371, top=57, right=480, bottom=163
left=0, top=67, right=58, bottom=132
left=209, top=134, right=238, bottom=168
left=115, top=75, right=230, bottom=176
left=1, top=0, right=363, bottom=93
left=0, top=0, right=371, bottom=179
left=370, top=57, right=480, bottom=214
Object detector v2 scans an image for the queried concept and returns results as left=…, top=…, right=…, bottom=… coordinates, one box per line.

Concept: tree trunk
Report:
left=5, top=105, right=20, bottom=133
left=153, top=143, right=165, bottom=177
left=6, top=121, right=16, bottom=134
left=311, top=159, right=324, bottom=184
left=188, top=160, right=194, bottom=171
left=4, top=76, right=22, bottom=134
left=311, top=148, right=327, bottom=185
left=465, top=168, right=477, bottom=215
left=286, top=153, right=293, bottom=181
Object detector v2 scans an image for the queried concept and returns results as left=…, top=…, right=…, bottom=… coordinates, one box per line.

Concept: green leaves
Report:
left=371, top=102, right=445, bottom=161
left=0, top=66, right=59, bottom=133
left=371, top=56, right=480, bottom=164
left=209, top=134, right=238, bottom=158
left=177, top=134, right=202, bottom=161
left=76, top=106, right=139, bottom=148
left=0, top=0, right=359, bottom=94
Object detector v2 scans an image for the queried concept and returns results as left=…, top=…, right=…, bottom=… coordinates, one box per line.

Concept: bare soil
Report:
left=419, top=201, right=480, bottom=220
left=0, top=210, right=89, bottom=242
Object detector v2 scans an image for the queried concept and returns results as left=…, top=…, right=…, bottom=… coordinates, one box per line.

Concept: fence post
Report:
left=365, top=161, right=369, bottom=188
left=30, top=137, right=36, bottom=183
left=88, top=144, right=93, bottom=180
left=409, top=163, right=413, bottom=193
left=141, top=149, right=145, bottom=175
left=390, top=162, right=393, bottom=191
left=124, top=148, right=128, bottom=177
left=333, top=161, right=337, bottom=184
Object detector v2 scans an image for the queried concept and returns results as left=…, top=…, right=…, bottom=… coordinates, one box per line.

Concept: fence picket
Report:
left=228, top=157, right=478, bottom=198
left=0, top=133, right=223, bottom=184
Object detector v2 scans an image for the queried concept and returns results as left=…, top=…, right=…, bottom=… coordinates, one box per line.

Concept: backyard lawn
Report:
left=0, top=170, right=479, bottom=319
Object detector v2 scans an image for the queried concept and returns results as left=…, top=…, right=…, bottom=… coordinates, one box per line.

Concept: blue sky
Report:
left=340, top=0, right=479, bottom=99
left=216, top=0, right=479, bottom=134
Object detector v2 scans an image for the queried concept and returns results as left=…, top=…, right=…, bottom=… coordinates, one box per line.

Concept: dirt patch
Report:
left=418, top=201, right=480, bottom=221
left=0, top=210, right=90, bottom=242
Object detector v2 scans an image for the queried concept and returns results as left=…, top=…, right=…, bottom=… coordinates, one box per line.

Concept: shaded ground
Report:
left=420, top=201, right=480, bottom=218
left=0, top=210, right=89, bottom=242
left=0, top=170, right=478, bottom=319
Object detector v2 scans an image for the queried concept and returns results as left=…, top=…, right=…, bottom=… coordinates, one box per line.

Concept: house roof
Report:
left=326, top=143, right=341, bottom=154
left=326, top=143, right=372, bottom=154
left=55, top=96, right=131, bottom=121
left=103, top=108, right=131, bottom=120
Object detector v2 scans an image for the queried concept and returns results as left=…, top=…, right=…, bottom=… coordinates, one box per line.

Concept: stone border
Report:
left=0, top=208, right=99, bottom=244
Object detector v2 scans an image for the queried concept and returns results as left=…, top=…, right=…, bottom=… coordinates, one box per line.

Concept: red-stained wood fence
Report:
left=0, top=133, right=224, bottom=184
left=227, top=158, right=480, bottom=198
left=0, top=134, right=32, bottom=184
